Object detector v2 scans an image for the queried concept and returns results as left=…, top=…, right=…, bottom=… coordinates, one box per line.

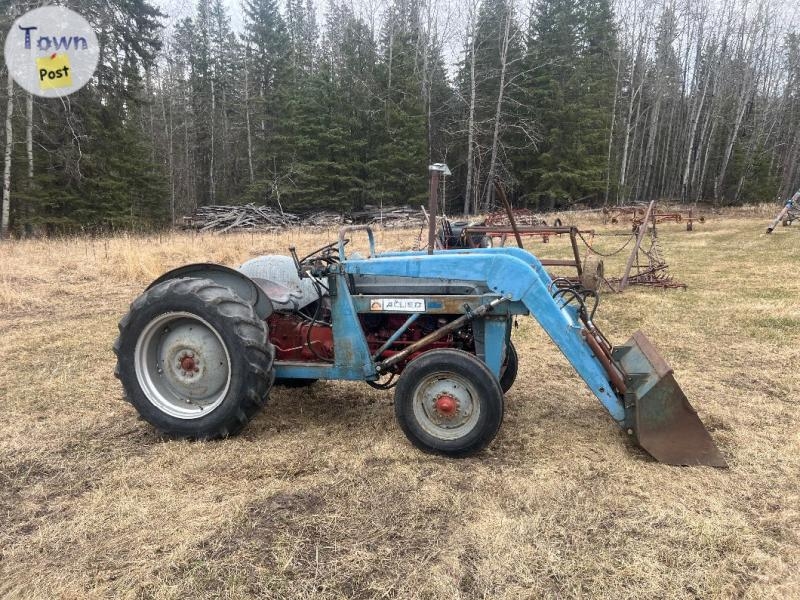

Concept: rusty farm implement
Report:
left=766, top=190, right=800, bottom=233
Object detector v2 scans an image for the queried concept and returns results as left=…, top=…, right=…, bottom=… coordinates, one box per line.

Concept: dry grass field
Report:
left=0, top=208, right=798, bottom=599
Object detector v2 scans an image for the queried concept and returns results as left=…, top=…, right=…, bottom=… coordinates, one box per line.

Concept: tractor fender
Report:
left=146, top=263, right=273, bottom=320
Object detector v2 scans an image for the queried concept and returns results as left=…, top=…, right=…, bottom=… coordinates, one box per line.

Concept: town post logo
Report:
left=4, top=7, right=99, bottom=98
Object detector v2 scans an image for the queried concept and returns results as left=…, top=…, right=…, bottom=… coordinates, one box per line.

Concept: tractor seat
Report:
left=239, top=255, right=324, bottom=312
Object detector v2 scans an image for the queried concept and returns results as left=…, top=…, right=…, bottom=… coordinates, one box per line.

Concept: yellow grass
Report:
left=0, top=211, right=798, bottom=599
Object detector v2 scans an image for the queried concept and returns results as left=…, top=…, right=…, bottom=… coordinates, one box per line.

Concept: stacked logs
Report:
left=183, top=204, right=300, bottom=232
left=183, top=204, right=425, bottom=232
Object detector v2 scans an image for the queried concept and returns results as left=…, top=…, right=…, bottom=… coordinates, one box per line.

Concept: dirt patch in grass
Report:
left=0, top=212, right=798, bottom=598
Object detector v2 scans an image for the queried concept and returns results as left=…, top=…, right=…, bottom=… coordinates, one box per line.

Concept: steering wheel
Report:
left=298, top=239, right=348, bottom=265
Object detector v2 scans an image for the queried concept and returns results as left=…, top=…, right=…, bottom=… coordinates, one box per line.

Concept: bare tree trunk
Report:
left=244, top=49, right=254, bottom=185
left=2, top=71, right=12, bottom=240
left=734, top=134, right=757, bottom=203
left=714, top=85, right=749, bottom=205
left=26, top=94, right=32, bottom=180
left=618, top=56, right=644, bottom=205
left=734, top=24, right=775, bottom=203
left=681, top=62, right=711, bottom=201
left=147, top=73, right=156, bottom=163
left=168, top=100, right=175, bottom=225
left=631, top=91, right=645, bottom=201
left=659, top=101, right=678, bottom=198
left=210, top=77, right=216, bottom=204
left=159, top=72, right=175, bottom=225
left=617, top=5, right=649, bottom=206
left=714, top=10, right=760, bottom=206
left=473, top=151, right=483, bottom=214
left=697, top=115, right=717, bottom=204
left=259, top=82, right=265, bottom=135
left=692, top=53, right=722, bottom=203
left=782, top=127, right=800, bottom=197
left=641, top=93, right=661, bottom=201
left=604, top=47, right=623, bottom=206
left=422, top=2, right=433, bottom=162
left=184, top=81, right=195, bottom=211
left=22, top=92, right=33, bottom=233
left=463, top=0, right=478, bottom=215
left=386, top=25, right=394, bottom=130
left=220, top=85, right=229, bottom=199
left=483, top=6, right=513, bottom=211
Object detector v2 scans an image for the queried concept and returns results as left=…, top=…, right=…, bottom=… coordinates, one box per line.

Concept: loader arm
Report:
left=344, top=251, right=626, bottom=422
left=344, top=249, right=726, bottom=466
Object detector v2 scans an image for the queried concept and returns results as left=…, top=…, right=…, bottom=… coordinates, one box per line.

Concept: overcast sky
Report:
left=155, top=0, right=244, bottom=30
left=152, top=0, right=464, bottom=68
left=151, top=0, right=800, bottom=77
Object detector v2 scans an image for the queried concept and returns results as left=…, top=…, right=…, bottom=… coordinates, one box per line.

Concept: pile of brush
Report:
left=184, top=204, right=301, bottom=232
left=184, top=204, right=426, bottom=232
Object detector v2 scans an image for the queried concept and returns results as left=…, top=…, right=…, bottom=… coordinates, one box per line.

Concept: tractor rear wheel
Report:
left=394, top=349, right=503, bottom=456
left=499, top=342, right=518, bottom=393
left=114, top=277, right=275, bottom=439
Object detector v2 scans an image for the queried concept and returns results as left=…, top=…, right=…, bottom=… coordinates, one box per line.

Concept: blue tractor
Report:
left=114, top=222, right=726, bottom=466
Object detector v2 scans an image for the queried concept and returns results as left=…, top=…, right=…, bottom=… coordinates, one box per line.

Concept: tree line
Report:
left=2, top=0, right=799, bottom=235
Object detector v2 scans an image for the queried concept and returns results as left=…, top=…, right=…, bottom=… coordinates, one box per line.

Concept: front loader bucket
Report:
left=613, top=331, right=727, bottom=467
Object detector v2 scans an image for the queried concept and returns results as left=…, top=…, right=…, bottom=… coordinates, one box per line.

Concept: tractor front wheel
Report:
left=114, top=277, right=275, bottom=439
left=394, top=349, right=504, bottom=456
left=499, top=342, right=518, bottom=393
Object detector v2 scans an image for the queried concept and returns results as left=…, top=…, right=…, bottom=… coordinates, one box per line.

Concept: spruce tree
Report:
left=189, top=1, right=214, bottom=206
left=522, top=0, right=580, bottom=208
left=321, top=4, right=380, bottom=210
left=371, top=0, right=428, bottom=209
left=521, top=0, right=617, bottom=208
left=574, top=0, right=618, bottom=201
left=242, top=0, right=291, bottom=206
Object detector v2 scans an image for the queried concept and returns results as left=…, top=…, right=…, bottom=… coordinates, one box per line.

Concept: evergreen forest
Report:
left=2, top=0, right=800, bottom=235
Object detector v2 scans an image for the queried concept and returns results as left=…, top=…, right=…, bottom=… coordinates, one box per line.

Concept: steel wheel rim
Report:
left=412, top=371, right=481, bottom=440
left=134, top=311, right=231, bottom=419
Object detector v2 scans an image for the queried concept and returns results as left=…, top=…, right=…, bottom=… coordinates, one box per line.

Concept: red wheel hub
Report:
left=434, top=394, right=458, bottom=417
left=180, top=356, right=197, bottom=372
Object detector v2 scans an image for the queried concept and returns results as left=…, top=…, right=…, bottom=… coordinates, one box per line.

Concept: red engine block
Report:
left=361, top=314, right=456, bottom=365
left=268, top=313, right=334, bottom=362
left=267, top=312, right=463, bottom=367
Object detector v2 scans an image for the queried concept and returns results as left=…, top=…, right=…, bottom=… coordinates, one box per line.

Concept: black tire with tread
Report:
left=113, top=277, right=275, bottom=439
left=394, top=349, right=504, bottom=457
left=499, top=342, right=518, bottom=393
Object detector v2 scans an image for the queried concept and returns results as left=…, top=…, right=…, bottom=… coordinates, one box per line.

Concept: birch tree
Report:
left=1, top=71, right=11, bottom=240
left=483, top=3, right=515, bottom=210
left=462, top=0, right=480, bottom=214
